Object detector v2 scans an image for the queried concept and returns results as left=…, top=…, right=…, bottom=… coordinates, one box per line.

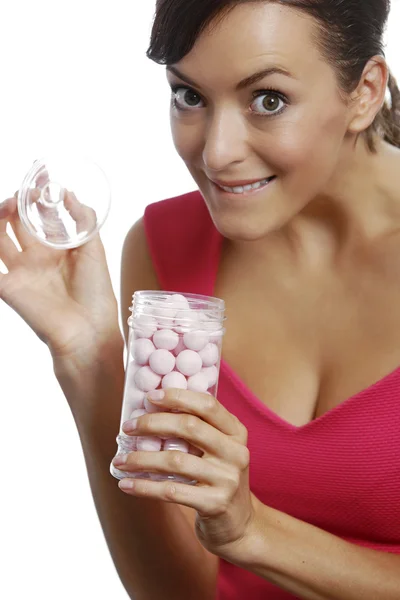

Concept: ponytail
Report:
left=369, top=69, right=400, bottom=150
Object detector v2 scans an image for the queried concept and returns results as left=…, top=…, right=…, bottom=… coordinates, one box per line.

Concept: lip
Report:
left=209, top=175, right=276, bottom=199
left=210, top=176, right=274, bottom=187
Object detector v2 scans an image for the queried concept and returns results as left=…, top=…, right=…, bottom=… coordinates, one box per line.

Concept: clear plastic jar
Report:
left=110, top=291, right=226, bottom=484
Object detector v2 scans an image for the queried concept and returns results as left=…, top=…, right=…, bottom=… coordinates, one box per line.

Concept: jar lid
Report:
left=17, top=155, right=111, bottom=249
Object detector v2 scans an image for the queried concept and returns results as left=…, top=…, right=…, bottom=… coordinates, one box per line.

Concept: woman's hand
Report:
left=0, top=189, right=121, bottom=364
left=112, top=388, right=262, bottom=561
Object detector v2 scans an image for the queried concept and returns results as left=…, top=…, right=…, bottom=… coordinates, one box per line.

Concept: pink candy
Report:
left=137, top=436, right=162, bottom=451
left=163, top=438, right=189, bottom=452
left=135, top=315, right=158, bottom=338
left=176, top=349, right=203, bottom=376
left=122, top=294, right=222, bottom=473
left=153, top=328, right=179, bottom=351
left=133, top=338, right=155, bottom=365
left=183, top=330, right=209, bottom=352
left=130, top=408, right=148, bottom=420
left=173, top=337, right=186, bottom=356
left=202, top=365, right=218, bottom=387
left=169, top=294, right=190, bottom=311
left=144, top=396, right=164, bottom=413
left=198, top=342, right=219, bottom=367
left=126, top=388, right=146, bottom=410
left=134, top=366, right=162, bottom=392
left=149, top=348, right=176, bottom=375
left=187, top=371, right=210, bottom=392
left=162, top=371, right=188, bottom=390
left=174, top=309, right=198, bottom=333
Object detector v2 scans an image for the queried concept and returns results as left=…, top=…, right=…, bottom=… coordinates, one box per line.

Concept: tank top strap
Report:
left=143, top=190, right=222, bottom=296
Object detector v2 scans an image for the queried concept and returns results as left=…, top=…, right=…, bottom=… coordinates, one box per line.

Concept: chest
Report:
left=214, top=244, right=400, bottom=427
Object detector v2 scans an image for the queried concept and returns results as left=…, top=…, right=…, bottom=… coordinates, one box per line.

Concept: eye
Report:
left=171, top=86, right=204, bottom=110
left=250, top=91, right=287, bottom=116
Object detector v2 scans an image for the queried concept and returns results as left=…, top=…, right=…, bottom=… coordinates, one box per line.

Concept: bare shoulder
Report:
left=120, top=217, right=160, bottom=342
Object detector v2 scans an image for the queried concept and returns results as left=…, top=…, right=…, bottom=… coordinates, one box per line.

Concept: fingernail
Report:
left=119, top=479, right=134, bottom=490
left=147, top=390, right=165, bottom=403
left=113, top=454, right=128, bottom=466
left=123, top=418, right=137, bottom=433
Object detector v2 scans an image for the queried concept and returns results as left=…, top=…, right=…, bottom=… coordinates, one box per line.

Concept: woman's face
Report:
left=166, top=2, right=354, bottom=241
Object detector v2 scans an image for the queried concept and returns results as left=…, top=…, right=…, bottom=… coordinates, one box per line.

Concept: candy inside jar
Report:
left=110, top=291, right=226, bottom=484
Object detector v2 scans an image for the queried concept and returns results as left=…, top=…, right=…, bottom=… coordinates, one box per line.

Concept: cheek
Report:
left=267, top=110, right=348, bottom=178
left=170, top=117, right=201, bottom=162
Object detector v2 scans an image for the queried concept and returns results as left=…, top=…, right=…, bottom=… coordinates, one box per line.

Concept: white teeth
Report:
left=219, top=177, right=273, bottom=194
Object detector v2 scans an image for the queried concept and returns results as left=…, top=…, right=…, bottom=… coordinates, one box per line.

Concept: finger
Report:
left=0, top=196, right=17, bottom=220
left=35, top=192, right=70, bottom=243
left=7, top=192, right=40, bottom=251
left=63, top=190, right=97, bottom=236
left=0, top=230, right=20, bottom=267
left=0, top=214, right=20, bottom=268
left=8, top=210, right=39, bottom=251
left=10, top=186, right=61, bottom=249
left=113, top=450, right=225, bottom=486
left=19, top=178, right=69, bottom=244
left=0, top=267, right=6, bottom=290
left=35, top=168, right=49, bottom=188
left=147, top=388, right=245, bottom=439
left=118, top=475, right=225, bottom=514
left=122, top=411, right=240, bottom=461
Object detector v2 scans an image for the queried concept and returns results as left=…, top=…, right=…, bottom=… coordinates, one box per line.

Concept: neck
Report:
left=298, top=136, right=400, bottom=235
left=274, top=136, right=400, bottom=266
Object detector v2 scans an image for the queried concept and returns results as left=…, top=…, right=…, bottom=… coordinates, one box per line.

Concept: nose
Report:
left=202, top=107, right=248, bottom=172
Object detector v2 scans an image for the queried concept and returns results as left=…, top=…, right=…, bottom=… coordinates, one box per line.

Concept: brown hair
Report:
left=147, top=0, right=400, bottom=152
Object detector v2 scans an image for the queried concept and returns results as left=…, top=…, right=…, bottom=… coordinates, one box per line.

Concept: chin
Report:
left=204, top=200, right=286, bottom=242
left=197, top=175, right=293, bottom=241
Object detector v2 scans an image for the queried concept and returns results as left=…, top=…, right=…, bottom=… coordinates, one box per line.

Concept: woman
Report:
left=1, top=0, right=400, bottom=598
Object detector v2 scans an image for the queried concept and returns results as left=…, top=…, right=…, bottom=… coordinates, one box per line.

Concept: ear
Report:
left=347, top=56, right=388, bottom=134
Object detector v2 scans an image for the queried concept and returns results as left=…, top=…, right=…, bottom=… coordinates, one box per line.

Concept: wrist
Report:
left=52, top=329, right=124, bottom=378
left=237, top=502, right=274, bottom=570
left=53, top=333, right=125, bottom=423
left=217, top=496, right=272, bottom=569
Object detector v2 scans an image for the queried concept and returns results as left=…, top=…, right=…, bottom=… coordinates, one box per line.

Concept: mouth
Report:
left=210, top=175, right=277, bottom=195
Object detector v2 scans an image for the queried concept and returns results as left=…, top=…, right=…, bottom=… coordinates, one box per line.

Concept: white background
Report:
left=0, top=1, right=399, bottom=598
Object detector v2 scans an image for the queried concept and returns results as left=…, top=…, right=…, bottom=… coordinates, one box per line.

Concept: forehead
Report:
left=173, top=3, right=329, bottom=87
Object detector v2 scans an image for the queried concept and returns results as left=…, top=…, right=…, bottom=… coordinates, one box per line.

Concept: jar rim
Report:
left=129, top=290, right=226, bottom=331
left=132, top=290, right=225, bottom=309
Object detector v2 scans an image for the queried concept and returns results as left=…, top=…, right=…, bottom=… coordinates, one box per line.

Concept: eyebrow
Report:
left=166, top=65, right=295, bottom=90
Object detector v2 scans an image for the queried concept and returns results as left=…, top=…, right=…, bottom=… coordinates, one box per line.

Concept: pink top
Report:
left=144, top=191, right=400, bottom=599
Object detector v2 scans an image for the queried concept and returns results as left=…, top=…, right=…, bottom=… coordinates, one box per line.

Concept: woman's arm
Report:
left=234, top=501, right=400, bottom=600
left=54, top=218, right=218, bottom=600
